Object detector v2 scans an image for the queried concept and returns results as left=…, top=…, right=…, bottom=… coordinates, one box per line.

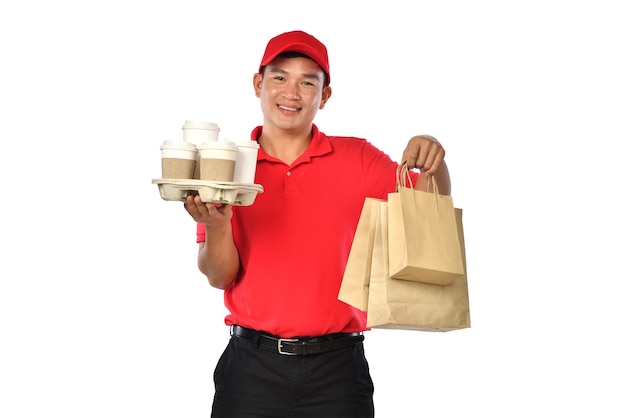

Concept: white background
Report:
left=1, top=1, right=625, bottom=417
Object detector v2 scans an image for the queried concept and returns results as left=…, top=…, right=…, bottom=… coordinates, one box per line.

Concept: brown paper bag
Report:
left=387, top=166, right=465, bottom=285
left=338, top=197, right=386, bottom=311
left=367, top=202, right=470, bottom=331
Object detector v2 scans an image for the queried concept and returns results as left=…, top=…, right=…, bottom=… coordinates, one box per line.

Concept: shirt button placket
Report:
left=284, top=170, right=297, bottom=195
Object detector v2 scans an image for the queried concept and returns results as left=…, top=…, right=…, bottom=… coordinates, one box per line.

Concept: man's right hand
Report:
left=184, top=195, right=233, bottom=227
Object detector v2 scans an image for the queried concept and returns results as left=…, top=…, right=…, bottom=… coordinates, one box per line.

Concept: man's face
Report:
left=254, top=56, right=331, bottom=134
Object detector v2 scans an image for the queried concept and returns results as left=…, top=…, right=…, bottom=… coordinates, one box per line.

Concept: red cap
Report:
left=259, top=30, right=330, bottom=84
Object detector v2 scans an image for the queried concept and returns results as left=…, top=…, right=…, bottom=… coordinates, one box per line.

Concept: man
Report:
left=184, top=30, right=450, bottom=417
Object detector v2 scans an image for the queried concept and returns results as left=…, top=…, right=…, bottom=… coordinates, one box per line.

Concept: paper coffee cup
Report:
left=198, top=141, right=238, bottom=182
left=160, top=140, right=198, bottom=179
left=231, top=139, right=260, bottom=184
left=182, top=120, right=220, bottom=146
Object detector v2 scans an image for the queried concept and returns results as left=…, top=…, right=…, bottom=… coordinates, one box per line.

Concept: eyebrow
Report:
left=267, top=67, right=322, bottom=81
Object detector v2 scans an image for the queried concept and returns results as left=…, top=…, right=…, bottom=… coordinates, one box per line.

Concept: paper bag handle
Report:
left=396, top=162, right=439, bottom=194
left=396, top=162, right=413, bottom=190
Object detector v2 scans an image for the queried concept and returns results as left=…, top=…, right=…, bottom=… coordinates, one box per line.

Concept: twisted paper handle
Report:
left=396, top=162, right=439, bottom=195
left=396, top=162, right=413, bottom=190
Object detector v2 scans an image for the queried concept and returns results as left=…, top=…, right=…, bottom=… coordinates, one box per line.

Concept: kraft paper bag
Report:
left=367, top=202, right=470, bottom=332
left=338, top=197, right=385, bottom=311
left=388, top=166, right=465, bottom=286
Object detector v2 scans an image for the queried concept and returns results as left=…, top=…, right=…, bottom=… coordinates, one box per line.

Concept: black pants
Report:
left=211, top=333, right=375, bottom=417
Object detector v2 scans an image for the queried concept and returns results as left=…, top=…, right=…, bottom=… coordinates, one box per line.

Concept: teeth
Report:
left=278, top=105, right=298, bottom=111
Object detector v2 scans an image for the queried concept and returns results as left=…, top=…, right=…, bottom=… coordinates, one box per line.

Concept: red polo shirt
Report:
left=196, top=124, right=418, bottom=337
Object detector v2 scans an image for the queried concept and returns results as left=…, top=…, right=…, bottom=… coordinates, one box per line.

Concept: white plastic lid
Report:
left=225, top=138, right=260, bottom=148
left=198, top=140, right=238, bottom=150
left=161, top=140, right=198, bottom=151
left=182, top=120, right=220, bottom=130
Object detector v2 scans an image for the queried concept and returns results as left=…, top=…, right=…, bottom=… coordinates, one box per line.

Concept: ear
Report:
left=253, top=73, right=263, bottom=98
left=319, top=86, right=332, bottom=109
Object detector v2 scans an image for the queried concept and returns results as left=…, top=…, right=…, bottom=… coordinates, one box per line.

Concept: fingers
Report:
left=184, top=195, right=232, bottom=225
left=184, top=195, right=205, bottom=220
left=417, top=146, right=445, bottom=175
left=402, top=135, right=445, bottom=175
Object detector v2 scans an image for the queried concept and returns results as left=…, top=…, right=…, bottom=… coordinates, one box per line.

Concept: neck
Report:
left=258, top=125, right=313, bottom=165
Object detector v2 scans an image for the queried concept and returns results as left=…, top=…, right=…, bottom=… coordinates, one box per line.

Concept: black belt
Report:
left=231, top=325, right=364, bottom=356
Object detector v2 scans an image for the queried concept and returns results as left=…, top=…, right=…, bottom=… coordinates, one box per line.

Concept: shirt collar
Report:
left=252, top=124, right=332, bottom=163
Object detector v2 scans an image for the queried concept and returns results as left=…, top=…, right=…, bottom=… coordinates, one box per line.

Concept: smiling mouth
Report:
left=278, top=104, right=299, bottom=112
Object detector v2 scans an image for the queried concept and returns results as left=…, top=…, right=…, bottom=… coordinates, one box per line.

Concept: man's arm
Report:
left=185, top=196, right=239, bottom=289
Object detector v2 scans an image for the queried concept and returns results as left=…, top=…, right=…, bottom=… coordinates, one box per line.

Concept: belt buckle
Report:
left=277, top=338, right=299, bottom=355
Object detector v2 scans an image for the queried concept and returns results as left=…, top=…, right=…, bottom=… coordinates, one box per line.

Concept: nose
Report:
left=282, top=81, right=300, bottom=99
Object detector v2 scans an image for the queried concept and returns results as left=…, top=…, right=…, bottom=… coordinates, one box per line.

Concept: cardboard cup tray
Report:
left=152, top=179, right=264, bottom=206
